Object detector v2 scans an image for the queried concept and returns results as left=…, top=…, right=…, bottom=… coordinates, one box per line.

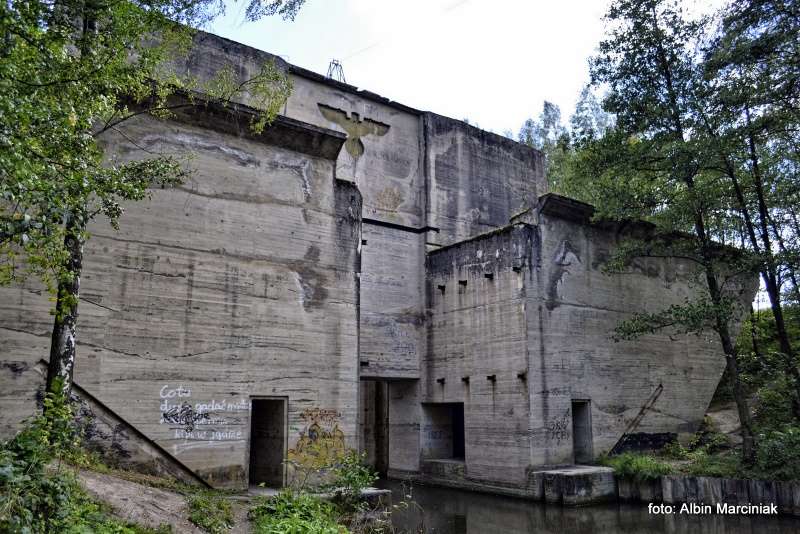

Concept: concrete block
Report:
left=526, top=470, right=546, bottom=501
left=721, top=478, right=749, bottom=506
left=683, top=476, right=700, bottom=503
left=539, top=466, right=616, bottom=506
left=617, top=478, right=636, bottom=501
left=747, top=479, right=777, bottom=507
left=697, top=476, right=722, bottom=505
left=543, top=472, right=563, bottom=504
left=560, top=467, right=616, bottom=506
left=637, top=478, right=663, bottom=503
left=775, top=481, right=795, bottom=515
left=661, top=476, right=686, bottom=504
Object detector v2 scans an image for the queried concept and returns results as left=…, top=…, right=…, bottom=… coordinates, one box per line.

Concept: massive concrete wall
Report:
left=175, top=33, right=429, bottom=379
left=0, top=29, right=740, bottom=496
left=425, top=225, right=534, bottom=487
left=0, top=106, right=361, bottom=489
left=172, top=32, right=547, bottom=380
left=419, top=195, right=754, bottom=490
left=526, top=196, right=751, bottom=467
left=423, top=115, right=546, bottom=247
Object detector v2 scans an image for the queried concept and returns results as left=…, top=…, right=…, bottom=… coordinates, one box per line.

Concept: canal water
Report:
left=377, top=479, right=800, bottom=533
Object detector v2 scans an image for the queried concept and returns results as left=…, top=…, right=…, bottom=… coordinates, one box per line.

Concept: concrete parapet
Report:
left=620, top=474, right=800, bottom=517
left=420, top=459, right=466, bottom=480
left=531, top=466, right=617, bottom=506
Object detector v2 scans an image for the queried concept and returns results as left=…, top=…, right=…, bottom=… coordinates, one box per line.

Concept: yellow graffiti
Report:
left=288, top=409, right=346, bottom=470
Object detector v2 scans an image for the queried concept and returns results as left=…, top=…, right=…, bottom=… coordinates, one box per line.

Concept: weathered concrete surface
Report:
left=0, top=105, right=361, bottom=490
left=618, top=477, right=663, bottom=502
left=72, top=371, right=208, bottom=486
left=359, top=224, right=425, bottom=379
left=424, top=114, right=546, bottom=247
left=425, top=225, right=533, bottom=488
left=167, top=32, right=547, bottom=381
left=528, top=195, right=754, bottom=468
left=621, top=474, right=800, bottom=517
left=533, top=466, right=616, bottom=506
left=417, top=194, right=755, bottom=493
left=0, top=29, right=754, bottom=498
left=387, top=380, right=422, bottom=474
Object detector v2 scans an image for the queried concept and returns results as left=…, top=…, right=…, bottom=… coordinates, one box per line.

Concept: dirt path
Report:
left=78, top=469, right=208, bottom=533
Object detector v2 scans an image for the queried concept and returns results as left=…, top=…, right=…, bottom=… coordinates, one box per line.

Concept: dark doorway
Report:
left=249, top=398, right=286, bottom=487
left=421, top=402, right=465, bottom=460
left=374, top=382, right=389, bottom=475
left=451, top=404, right=465, bottom=459
left=571, top=400, right=593, bottom=464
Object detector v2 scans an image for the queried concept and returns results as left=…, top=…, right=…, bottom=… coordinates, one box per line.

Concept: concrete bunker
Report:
left=249, top=398, right=287, bottom=488
left=422, top=402, right=465, bottom=461
left=571, top=400, right=593, bottom=464
left=0, top=30, right=752, bottom=496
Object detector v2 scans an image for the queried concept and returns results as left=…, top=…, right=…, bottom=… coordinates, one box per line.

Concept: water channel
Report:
left=377, top=478, right=800, bottom=533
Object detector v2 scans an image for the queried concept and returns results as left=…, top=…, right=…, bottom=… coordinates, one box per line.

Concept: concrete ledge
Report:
left=391, top=466, right=800, bottom=516
left=421, top=459, right=466, bottom=479
left=622, top=474, right=800, bottom=517
left=531, top=466, right=617, bottom=506
left=387, top=470, right=534, bottom=500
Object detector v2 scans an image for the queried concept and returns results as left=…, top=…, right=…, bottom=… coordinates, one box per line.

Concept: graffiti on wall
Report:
left=287, top=408, right=346, bottom=469
left=545, top=410, right=570, bottom=445
left=161, top=402, right=209, bottom=432
left=158, top=384, right=249, bottom=442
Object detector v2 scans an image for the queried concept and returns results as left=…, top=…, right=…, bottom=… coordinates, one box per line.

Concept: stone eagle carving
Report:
left=317, top=103, right=390, bottom=159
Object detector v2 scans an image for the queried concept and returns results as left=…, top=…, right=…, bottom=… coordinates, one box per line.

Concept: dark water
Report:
left=377, top=479, right=800, bottom=533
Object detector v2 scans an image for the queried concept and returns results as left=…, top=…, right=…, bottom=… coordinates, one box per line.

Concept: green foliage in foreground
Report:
left=755, top=426, right=800, bottom=481
left=0, top=385, right=171, bottom=533
left=187, top=491, right=233, bottom=534
left=249, top=490, right=347, bottom=534
left=326, top=451, right=379, bottom=511
left=599, top=452, right=674, bottom=481
left=604, top=424, right=800, bottom=482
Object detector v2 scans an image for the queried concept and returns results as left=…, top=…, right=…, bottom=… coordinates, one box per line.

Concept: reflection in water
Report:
left=378, top=478, right=800, bottom=534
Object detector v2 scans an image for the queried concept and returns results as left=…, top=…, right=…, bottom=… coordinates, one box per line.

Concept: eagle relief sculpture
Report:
left=317, top=103, right=390, bottom=160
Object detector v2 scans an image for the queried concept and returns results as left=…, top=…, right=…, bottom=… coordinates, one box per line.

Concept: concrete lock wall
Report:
left=528, top=196, right=755, bottom=469
left=420, top=194, right=754, bottom=492
left=425, top=225, right=534, bottom=488
left=0, top=104, right=362, bottom=489
left=0, top=30, right=751, bottom=494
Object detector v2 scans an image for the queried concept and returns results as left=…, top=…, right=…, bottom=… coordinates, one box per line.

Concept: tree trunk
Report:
left=750, top=306, right=764, bottom=362
left=767, top=213, right=800, bottom=304
left=650, top=5, right=758, bottom=460
left=697, top=216, right=757, bottom=464
left=45, top=212, right=85, bottom=396
left=725, top=346, right=756, bottom=463
left=744, top=111, right=800, bottom=419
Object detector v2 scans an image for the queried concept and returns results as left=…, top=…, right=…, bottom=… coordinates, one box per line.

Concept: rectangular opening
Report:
left=249, top=398, right=286, bottom=488
left=572, top=400, right=593, bottom=464
left=452, top=404, right=465, bottom=459
left=421, top=402, right=465, bottom=461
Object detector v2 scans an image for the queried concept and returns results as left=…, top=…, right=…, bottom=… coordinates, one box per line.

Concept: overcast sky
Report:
left=210, top=0, right=723, bottom=136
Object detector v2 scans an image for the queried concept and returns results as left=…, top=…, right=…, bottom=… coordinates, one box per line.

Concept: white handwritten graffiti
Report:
left=158, top=384, right=250, bottom=443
